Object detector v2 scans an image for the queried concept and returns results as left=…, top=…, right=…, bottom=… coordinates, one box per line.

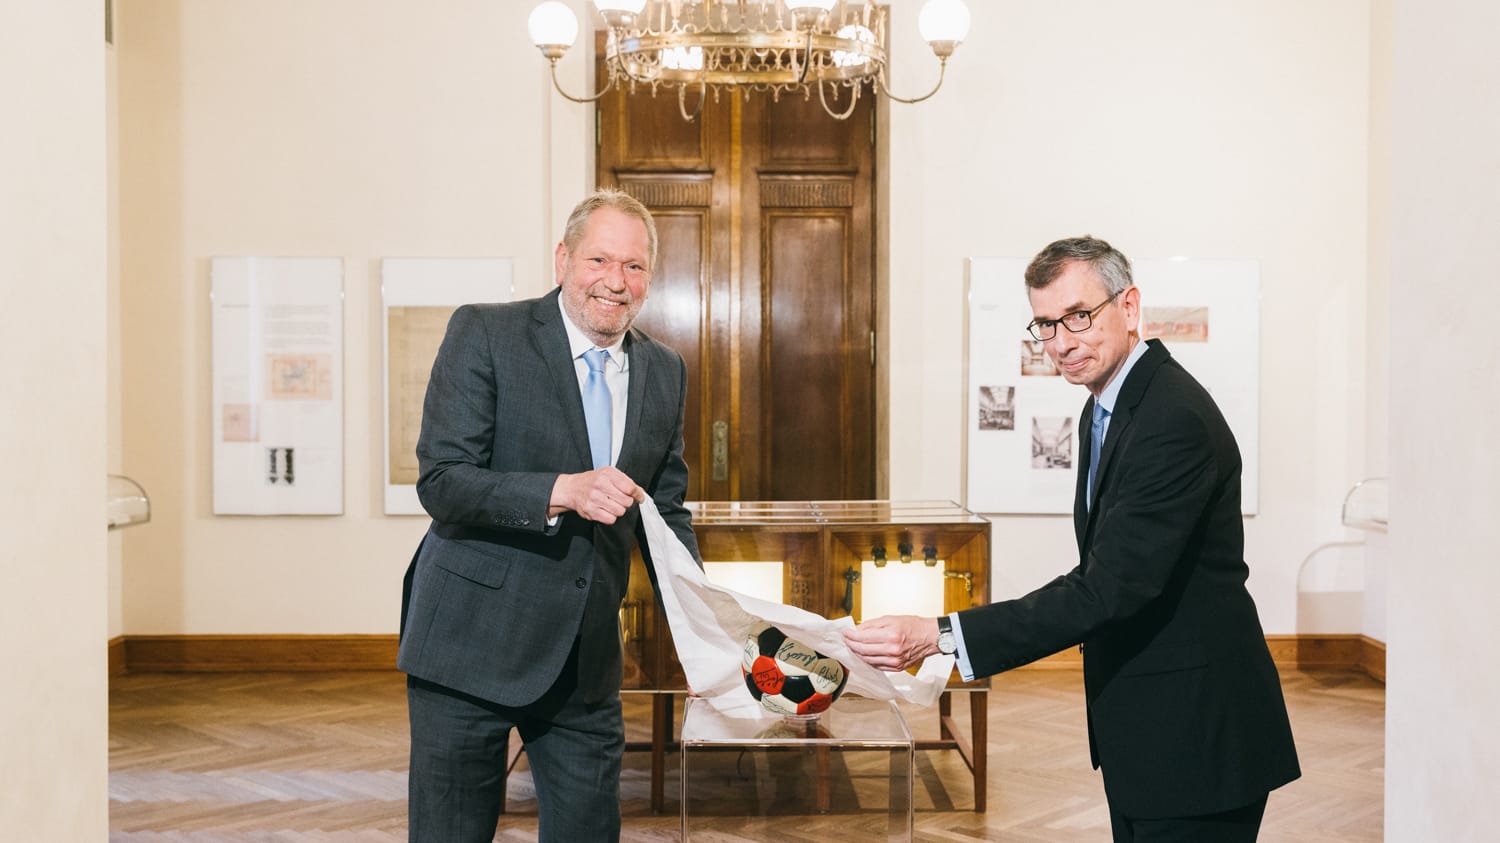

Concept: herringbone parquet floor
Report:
left=109, top=668, right=1382, bottom=841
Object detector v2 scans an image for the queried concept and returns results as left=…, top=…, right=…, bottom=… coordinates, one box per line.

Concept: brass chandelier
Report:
left=527, top=0, right=972, bottom=121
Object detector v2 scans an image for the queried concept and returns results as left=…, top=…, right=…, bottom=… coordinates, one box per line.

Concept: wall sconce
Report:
left=923, top=545, right=939, bottom=567
left=872, top=545, right=887, bottom=568
left=897, top=541, right=913, bottom=564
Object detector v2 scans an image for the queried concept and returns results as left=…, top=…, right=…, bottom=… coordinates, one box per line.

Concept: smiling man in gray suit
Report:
left=397, top=190, right=700, bottom=842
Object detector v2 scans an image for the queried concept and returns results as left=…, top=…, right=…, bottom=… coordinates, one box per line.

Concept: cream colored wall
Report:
left=1361, top=0, right=1392, bottom=643
left=118, top=1, right=592, bottom=633
left=0, top=3, right=109, bottom=837
left=884, top=0, right=1375, bottom=633
left=1386, top=0, right=1500, bottom=835
left=117, top=1, right=1379, bottom=636
left=108, top=14, right=125, bottom=642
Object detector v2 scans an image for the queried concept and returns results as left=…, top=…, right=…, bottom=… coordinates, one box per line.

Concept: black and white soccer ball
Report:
left=740, top=624, right=849, bottom=717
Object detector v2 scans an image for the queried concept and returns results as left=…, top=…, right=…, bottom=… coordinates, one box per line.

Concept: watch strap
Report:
left=936, top=614, right=956, bottom=654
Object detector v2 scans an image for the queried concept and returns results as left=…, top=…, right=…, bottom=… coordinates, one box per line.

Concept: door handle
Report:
left=711, top=420, right=728, bottom=482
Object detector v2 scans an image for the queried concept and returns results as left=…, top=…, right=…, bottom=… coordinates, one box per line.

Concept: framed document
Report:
left=211, top=257, right=344, bottom=515
left=382, top=258, right=513, bottom=515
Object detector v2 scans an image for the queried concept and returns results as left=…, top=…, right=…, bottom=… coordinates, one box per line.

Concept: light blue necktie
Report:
left=1087, top=400, right=1109, bottom=510
left=582, top=348, right=612, bottom=470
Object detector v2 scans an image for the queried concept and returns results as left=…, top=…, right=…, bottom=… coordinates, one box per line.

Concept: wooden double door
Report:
left=599, top=84, right=878, bottom=501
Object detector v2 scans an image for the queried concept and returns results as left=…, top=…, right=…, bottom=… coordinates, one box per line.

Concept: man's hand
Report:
left=549, top=467, right=646, bottom=524
left=842, top=615, right=942, bottom=672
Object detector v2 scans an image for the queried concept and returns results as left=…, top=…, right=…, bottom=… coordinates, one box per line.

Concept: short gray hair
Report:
left=561, top=189, right=658, bottom=269
left=1024, top=235, right=1133, bottom=296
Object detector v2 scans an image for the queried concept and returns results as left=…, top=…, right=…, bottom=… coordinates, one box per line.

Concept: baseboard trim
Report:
left=108, top=635, right=127, bottom=678
left=1359, top=634, right=1386, bottom=682
left=1020, top=633, right=1385, bottom=682
left=123, top=634, right=399, bottom=672
left=109, top=633, right=1387, bottom=682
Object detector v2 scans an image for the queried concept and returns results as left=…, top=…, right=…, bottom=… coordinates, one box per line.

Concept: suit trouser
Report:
left=406, top=649, right=624, bottom=843
left=1109, top=793, right=1268, bottom=842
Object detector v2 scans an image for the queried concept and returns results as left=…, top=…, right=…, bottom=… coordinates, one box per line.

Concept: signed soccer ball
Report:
left=740, top=625, right=849, bottom=717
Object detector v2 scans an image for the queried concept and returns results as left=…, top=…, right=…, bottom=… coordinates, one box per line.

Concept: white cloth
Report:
left=637, top=498, right=956, bottom=718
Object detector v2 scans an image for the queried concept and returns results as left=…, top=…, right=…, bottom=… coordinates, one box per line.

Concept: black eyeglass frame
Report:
left=1025, top=290, right=1122, bottom=342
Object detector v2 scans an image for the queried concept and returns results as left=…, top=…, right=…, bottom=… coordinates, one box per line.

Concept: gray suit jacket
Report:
left=396, top=288, right=700, bottom=707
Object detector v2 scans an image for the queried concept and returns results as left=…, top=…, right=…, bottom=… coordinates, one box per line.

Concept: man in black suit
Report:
left=397, top=190, right=700, bottom=842
left=845, top=236, right=1299, bottom=840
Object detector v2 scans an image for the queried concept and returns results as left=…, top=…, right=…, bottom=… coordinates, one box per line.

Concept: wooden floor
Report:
left=109, top=668, right=1383, bottom=841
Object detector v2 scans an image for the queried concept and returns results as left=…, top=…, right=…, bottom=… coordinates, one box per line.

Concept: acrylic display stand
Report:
left=680, top=695, right=913, bottom=841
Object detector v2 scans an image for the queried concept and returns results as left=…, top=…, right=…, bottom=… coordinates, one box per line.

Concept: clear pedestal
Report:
left=680, top=695, right=914, bottom=841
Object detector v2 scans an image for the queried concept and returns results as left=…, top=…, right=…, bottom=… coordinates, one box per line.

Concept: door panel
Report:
left=765, top=212, right=848, bottom=500
left=600, top=68, right=875, bottom=502
left=631, top=208, right=708, bottom=500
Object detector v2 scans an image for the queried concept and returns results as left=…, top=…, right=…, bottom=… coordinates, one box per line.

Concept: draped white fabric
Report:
left=638, top=498, right=955, bottom=717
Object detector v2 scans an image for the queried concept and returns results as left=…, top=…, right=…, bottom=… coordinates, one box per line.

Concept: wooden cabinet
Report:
left=623, top=499, right=991, bottom=690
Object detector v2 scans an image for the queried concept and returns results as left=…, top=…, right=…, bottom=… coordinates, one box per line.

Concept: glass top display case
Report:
left=615, top=499, right=992, bottom=813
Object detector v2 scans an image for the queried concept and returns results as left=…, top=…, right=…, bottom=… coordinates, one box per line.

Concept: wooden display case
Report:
left=620, top=500, right=993, bottom=812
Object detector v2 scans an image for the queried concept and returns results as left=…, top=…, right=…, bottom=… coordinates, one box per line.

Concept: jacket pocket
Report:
left=428, top=538, right=513, bottom=589
left=1117, top=641, right=1208, bottom=677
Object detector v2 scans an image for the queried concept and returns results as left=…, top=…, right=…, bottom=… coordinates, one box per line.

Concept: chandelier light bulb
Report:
left=595, top=0, right=647, bottom=12
left=594, top=0, right=648, bottom=20
left=528, top=1, right=580, bottom=56
left=786, top=0, right=836, bottom=28
left=918, top=0, right=971, bottom=53
left=661, top=45, right=705, bottom=72
left=832, top=24, right=876, bottom=68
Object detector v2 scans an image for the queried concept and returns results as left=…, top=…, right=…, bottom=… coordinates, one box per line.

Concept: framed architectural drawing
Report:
left=382, top=257, right=513, bottom=515
left=211, top=257, right=344, bottom=515
left=965, top=256, right=1260, bottom=515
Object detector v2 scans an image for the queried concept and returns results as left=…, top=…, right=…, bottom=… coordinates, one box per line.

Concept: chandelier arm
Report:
left=677, top=80, right=707, bottom=122
left=791, top=26, right=815, bottom=86
left=878, top=57, right=948, bottom=105
left=817, top=79, right=861, bottom=121
left=548, top=58, right=615, bottom=104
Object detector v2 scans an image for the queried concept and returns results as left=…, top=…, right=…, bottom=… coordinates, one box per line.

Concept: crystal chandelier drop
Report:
left=527, top=0, right=971, bottom=121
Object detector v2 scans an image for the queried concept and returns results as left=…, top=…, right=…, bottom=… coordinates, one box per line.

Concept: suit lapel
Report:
left=530, top=290, right=594, bottom=471
left=616, top=330, right=650, bottom=472
left=1074, top=396, right=1093, bottom=552
left=1077, top=339, right=1172, bottom=550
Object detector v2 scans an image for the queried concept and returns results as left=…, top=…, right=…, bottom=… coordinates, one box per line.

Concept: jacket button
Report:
left=575, top=578, right=587, bottom=589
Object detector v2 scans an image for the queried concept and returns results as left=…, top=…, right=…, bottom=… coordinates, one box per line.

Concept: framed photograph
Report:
left=381, top=258, right=513, bottom=515
left=211, top=257, right=344, bottom=515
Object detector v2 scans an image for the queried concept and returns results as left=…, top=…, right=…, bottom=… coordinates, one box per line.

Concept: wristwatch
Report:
left=936, top=615, right=957, bottom=655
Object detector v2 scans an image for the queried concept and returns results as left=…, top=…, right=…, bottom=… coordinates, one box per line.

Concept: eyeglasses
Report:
left=1026, top=291, right=1120, bottom=341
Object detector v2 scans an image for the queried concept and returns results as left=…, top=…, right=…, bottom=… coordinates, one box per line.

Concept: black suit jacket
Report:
left=396, top=289, right=700, bottom=707
left=958, top=339, right=1299, bottom=817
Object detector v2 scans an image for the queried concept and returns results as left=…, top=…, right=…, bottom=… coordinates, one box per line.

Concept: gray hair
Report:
left=1024, top=235, right=1133, bottom=295
left=561, top=189, right=658, bottom=269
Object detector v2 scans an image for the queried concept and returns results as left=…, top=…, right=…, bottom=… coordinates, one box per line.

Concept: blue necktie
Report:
left=1087, top=401, right=1108, bottom=510
left=582, top=348, right=612, bottom=470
